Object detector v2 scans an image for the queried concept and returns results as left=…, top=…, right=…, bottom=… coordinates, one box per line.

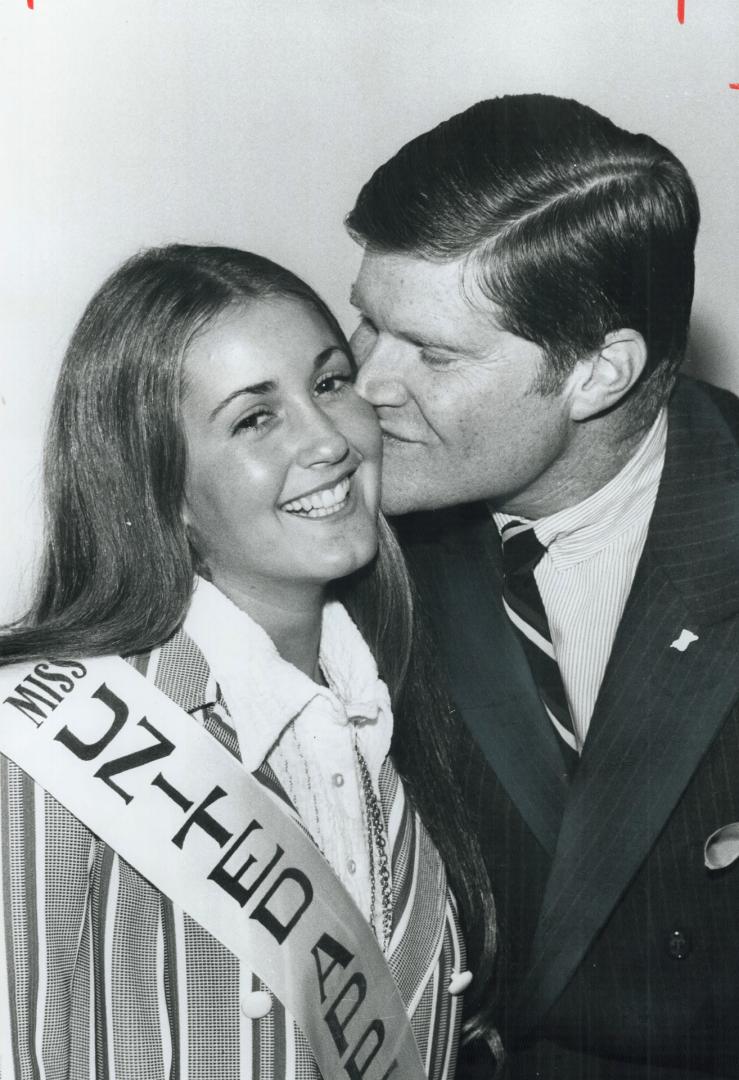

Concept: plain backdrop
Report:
left=1, top=0, right=737, bottom=620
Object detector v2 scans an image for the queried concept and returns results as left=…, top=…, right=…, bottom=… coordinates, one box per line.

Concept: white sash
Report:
left=0, top=655, right=428, bottom=1080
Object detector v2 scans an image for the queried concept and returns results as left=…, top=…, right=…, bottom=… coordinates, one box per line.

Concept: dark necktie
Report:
left=500, top=520, right=580, bottom=772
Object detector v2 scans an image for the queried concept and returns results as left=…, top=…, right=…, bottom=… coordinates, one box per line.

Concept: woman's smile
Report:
left=280, top=470, right=355, bottom=518
left=180, top=296, right=382, bottom=604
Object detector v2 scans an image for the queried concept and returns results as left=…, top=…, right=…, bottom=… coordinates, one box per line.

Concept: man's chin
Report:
left=380, top=484, right=451, bottom=518
left=380, top=484, right=426, bottom=517
left=380, top=464, right=477, bottom=517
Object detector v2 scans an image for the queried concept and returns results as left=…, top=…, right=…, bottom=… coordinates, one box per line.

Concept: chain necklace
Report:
left=272, top=723, right=393, bottom=951
left=355, top=739, right=393, bottom=951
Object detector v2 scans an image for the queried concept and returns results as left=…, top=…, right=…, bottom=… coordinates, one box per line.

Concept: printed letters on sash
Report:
left=0, top=656, right=427, bottom=1080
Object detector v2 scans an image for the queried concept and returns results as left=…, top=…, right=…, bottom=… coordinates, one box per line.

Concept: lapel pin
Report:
left=704, top=822, right=739, bottom=871
left=670, top=628, right=699, bottom=652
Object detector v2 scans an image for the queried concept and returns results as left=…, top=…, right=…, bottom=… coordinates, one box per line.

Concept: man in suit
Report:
left=345, top=95, right=739, bottom=1078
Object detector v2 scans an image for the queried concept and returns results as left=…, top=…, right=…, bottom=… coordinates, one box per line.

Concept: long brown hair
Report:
left=0, top=244, right=496, bottom=1031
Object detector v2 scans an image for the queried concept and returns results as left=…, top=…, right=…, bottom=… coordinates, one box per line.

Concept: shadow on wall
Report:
left=682, top=315, right=734, bottom=392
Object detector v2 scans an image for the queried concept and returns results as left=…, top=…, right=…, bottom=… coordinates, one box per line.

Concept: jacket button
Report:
left=448, top=970, right=473, bottom=996
left=241, top=991, right=272, bottom=1018
left=667, top=929, right=691, bottom=960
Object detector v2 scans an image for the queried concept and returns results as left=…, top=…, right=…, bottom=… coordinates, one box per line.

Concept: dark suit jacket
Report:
left=397, top=378, right=739, bottom=1079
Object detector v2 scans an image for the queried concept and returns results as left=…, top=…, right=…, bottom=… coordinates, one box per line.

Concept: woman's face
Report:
left=181, top=297, right=382, bottom=607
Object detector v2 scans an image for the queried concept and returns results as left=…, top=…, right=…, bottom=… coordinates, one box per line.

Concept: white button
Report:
left=241, top=991, right=272, bottom=1019
left=332, top=773, right=345, bottom=788
left=448, top=970, right=473, bottom=996
left=347, top=858, right=357, bottom=874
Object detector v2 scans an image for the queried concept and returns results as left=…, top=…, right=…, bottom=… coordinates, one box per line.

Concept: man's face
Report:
left=350, top=251, right=578, bottom=517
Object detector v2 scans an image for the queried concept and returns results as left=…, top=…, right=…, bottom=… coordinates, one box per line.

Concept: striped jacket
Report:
left=0, top=630, right=464, bottom=1080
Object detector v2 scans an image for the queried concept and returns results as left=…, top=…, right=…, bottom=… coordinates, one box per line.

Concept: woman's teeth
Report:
left=282, top=476, right=351, bottom=518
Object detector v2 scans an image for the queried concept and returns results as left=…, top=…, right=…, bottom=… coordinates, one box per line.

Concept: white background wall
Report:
left=1, top=0, right=737, bottom=620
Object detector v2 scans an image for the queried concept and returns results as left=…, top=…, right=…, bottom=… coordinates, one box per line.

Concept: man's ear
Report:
left=567, top=330, right=647, bottom=421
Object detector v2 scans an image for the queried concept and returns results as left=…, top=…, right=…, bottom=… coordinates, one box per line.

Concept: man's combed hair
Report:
left=347, top=94, right=700, bottom=420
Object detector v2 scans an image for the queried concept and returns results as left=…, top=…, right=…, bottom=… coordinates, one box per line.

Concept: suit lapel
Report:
left=409, top=509, right=569, bottom=855
left=146, top=631, right=301, bottom=820
left=517, top=561, right=739, bottom=1031
left=516, top=379, right=739, bottom=1032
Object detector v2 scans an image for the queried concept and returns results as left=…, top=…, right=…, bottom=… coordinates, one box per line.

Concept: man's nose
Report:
left=294, top=405, right=351, bottom=469
left=354, top=343, right=409, bottom=408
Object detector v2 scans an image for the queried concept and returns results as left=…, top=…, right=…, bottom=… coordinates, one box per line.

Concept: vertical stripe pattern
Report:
left=0, top=630, right=463, bottom=1079
left=494, top=407, right=666, bottom=745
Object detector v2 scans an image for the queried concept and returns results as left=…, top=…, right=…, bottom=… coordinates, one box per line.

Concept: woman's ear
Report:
left=181, top=487, right=196, bottom=535
left=183, top=509, right=212, bottom=581
left=567, top=330, right=647, bottom=421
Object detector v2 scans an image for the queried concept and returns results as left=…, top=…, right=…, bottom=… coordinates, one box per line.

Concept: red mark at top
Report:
left=27, top=0, right=34, bottom=8
left=679, top=0, right=738, bottom=85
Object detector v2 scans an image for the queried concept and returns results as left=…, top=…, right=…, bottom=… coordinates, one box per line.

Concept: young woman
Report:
left=0, top=246, right=496, bottom=1079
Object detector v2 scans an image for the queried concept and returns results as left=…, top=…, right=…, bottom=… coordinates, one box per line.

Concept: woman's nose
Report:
left=294, top=406, right=351, bottom=468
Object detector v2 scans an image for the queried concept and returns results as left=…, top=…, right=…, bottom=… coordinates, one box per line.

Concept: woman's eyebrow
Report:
left=208, top=348, right=345, bottom=422
left=209, top=381, right=275, bottom=421
left=313, top=345, right=347, bottom=370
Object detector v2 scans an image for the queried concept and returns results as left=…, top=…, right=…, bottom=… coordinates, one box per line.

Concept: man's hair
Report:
left=347, top=94, right=700, bottom=420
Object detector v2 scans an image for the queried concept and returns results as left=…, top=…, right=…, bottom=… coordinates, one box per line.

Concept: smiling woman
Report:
left=181, top=297, right=381, bottom=628
left=0, top=245, right=496, bottom=1079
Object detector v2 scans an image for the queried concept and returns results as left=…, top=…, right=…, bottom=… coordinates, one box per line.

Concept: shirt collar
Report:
left=182, top=577, right=392, bottom=771
left=494, top=408, right=668, bottom=569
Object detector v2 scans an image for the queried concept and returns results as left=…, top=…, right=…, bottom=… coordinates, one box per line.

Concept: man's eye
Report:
left=314, top=371, right=354, bottom=396
left=233, top=408, right=273, bottom=434
left=420, top=349, right=456, bottom=368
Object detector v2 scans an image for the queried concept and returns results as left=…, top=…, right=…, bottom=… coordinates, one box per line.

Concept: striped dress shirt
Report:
left=0, top=588, right=464, bottom=1080
left=494, top=408, right=667, bottom=747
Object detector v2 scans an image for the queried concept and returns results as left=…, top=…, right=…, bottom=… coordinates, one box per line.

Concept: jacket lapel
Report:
left=407, top=508, right=569, bottom=855
left=143, top=631, right=301, bottom=820
left=152, top=622, right=455, bottom=1026
left=516, top=379, right=739, bottom=1032
left=381, top=761, right=451, bottom=1012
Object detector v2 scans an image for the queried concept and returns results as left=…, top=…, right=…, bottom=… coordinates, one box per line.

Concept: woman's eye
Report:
left=233, top=408, right=274, bottom=435
left=314, top=371, right=354, bottom=396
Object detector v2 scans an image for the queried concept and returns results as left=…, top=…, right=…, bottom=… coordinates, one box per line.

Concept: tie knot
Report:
left=500, top=521, right=547, bottom=576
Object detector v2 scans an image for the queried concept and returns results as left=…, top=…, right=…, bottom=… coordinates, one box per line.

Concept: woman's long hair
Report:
left=335, top=521, right=498, bottom=1039
left=0, top=244, right=496, bottom=1032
